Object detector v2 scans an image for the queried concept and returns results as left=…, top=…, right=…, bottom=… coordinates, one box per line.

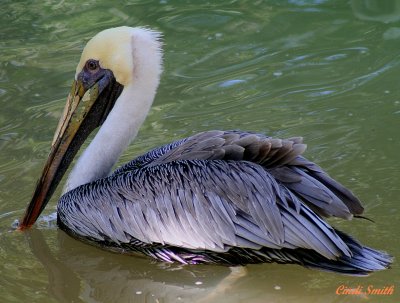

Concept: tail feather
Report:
left=297, top=230, right=393, bottom=275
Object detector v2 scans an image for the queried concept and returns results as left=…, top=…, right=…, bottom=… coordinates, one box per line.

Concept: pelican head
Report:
left=19, top=26, right=163, bottom=229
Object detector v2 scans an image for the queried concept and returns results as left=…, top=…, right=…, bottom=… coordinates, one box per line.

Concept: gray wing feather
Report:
left=59, top=159, right=352, bottom=260
left=58, top=130, right=364, bottom=261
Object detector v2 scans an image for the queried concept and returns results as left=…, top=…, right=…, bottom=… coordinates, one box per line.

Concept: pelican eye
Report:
left=86, top=59, right=99, bottom=72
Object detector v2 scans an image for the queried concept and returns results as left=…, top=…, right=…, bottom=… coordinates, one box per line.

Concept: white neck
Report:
left=63, top=29, right=162, bottom=193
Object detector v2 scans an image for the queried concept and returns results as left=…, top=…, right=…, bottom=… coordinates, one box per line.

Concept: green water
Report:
left=0, top=0, right=399, bottom=302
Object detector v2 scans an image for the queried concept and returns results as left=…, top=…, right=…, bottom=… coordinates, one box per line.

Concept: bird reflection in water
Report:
left=24, top=227, right=350, bottom=303
left=25, top=228, right=237, bottom=303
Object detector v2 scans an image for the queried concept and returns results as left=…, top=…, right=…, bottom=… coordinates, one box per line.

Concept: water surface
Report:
left=0, top=1, right=399, bottom=302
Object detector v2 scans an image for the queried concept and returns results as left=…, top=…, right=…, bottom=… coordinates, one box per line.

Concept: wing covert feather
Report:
left=114, top=130, right=363, bottom=219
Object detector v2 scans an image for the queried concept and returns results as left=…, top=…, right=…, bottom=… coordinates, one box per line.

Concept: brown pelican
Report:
left=19, top=26, right=392, bottom=275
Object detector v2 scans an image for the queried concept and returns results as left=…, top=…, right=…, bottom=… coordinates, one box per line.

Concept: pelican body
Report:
left=19, top=27, right=392, bottom=275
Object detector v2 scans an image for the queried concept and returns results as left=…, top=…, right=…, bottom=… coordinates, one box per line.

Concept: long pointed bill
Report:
left=19, top=71, right=122, bottom=230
